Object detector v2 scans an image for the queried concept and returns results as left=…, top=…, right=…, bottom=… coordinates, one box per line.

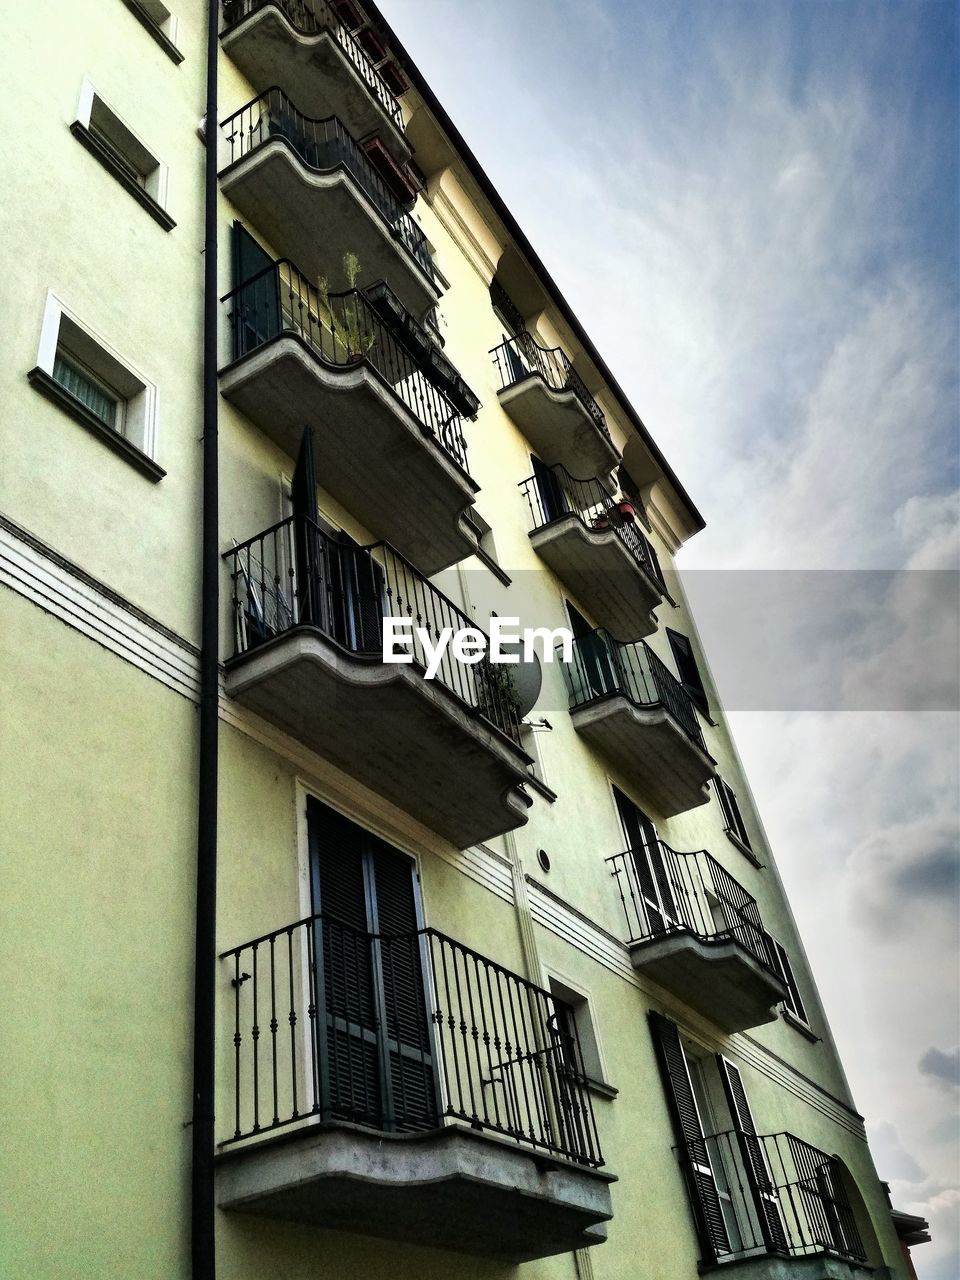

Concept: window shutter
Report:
left=667, top=628, right=709, bottom=715
left=716, top=778, right=752, bottom=850
left=531, top=454, right=569, bottom=524
left=291, top=427, right=320, bottom=624
left=649, top=1012, right=730, bottom=1262
left=718, top=1057, right=789, bottom=1253
left=616, top=791, right=676, bottom=934
left=772, top=940, right=808, bottom=1025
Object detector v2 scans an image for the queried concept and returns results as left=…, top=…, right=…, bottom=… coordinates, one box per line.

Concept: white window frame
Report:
left=36, top=290, right=159, bottom=461
left=542, top=969, right=612, bottom=1094
left=75, top=77, right=171, bottom=210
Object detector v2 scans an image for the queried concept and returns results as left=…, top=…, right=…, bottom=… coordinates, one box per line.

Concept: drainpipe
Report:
left=191, top=1, right=220, bottom=1277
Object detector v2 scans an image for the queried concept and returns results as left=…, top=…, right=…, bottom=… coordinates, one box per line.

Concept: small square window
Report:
left=72, top=79, right=174, bottom=230
left=547, top=976, right=612, bottom=1094
left=28, top=292, right=164, bottom=481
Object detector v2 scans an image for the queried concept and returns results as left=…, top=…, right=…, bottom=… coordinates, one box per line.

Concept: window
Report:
left=547, top=976, right=611, bottom=1094
left=72, top=80, right=174, bottom=230
left=770, top=937, right=809, bottom=1027
left=715, top=777, right=753, bottom=852
left=28, top=292, right=163, bottom=481
left=667, top=627, right=709, bottom=715
left=123, top=0, right=183, bottom=61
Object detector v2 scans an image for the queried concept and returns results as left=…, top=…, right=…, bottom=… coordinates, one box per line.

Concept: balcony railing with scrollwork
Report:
left=519, top=463, right=665, bottom=590
left=221, top=911, right=605, bottom=1169
left=221, top=0, right=404, bottom=131
left=490, top=334, right=609, bottom=440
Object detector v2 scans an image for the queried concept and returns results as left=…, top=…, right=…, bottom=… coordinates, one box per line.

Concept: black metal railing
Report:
left=221, top=912, right=605, bottom=1169
left=606, top=844, right=779, bottom=974
left=490, top=334, right=609, bottom=439
left=220, top=88, right=433, bottom=282
left=679, top=1130, right=865, bottom=1264
left=221, top=0, right=404, bottom=131
left=561, top=629, right=705, bottom=747
left=224, top=514, right=523, bottom=745
left=222, top=258, right=468, bottom=472
left=519, top=464, right=665, bottom=590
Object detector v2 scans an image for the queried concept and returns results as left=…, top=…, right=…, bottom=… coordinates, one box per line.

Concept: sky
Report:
left=382, top=1, right=959, bottom=1275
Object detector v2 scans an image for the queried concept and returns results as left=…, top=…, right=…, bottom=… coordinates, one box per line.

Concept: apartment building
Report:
left=0, top=2, right=928, bottom=1278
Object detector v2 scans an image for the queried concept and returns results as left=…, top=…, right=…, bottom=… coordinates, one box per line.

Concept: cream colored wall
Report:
left=0, top=586, right=196, bottom=1280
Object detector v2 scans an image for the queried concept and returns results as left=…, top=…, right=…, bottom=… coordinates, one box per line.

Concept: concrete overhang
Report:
left=224, top=625, right=532, bottom=848
left=700, top=1252, right=876, bottom=1279
left=219, top=336, right=478, bottom=576
left=498, top=377, right=620, bottom=479
left=217, top=1120, right=614, bottom=1263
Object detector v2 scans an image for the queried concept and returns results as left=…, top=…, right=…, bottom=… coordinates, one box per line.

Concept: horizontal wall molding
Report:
left=0, top=516, right=865, bottom=1140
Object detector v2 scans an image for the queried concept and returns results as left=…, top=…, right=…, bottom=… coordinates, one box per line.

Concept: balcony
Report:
left=561, top=631, right=716, bottom=817
left=491, top=334, right=620, bottom=478
left=223, top=517, right=533, bottom=847
left=216, top=914, right=614, bottom=1261
left=220, top=0, right=410, bottom=164
left=219, top=90, right=438, bottom=321
left=607, top=845, right=787, bottom=1032
left=681, top=1129, right=867, bottom=1275
left=520, top=464, right=666, bottom=641
left=220, top=259, right=478, bottom=575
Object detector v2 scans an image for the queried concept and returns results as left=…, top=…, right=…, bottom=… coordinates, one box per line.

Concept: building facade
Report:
left=0, top=2, right=926, bottom=1278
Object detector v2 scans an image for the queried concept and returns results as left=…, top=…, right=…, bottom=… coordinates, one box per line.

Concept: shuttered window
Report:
left=718, top=1058, right=789, bottom=1252
left=53, top=352, right=121, bottom=432
left=667, top=628, right=709, bottom=715
left=770, top=938, right=809, bottom=1026
left=716, top=777, right=752, bottom=851
left=307, top=796, right=437, bottom=1131
left=649, top=1011, right=730, bottom=1263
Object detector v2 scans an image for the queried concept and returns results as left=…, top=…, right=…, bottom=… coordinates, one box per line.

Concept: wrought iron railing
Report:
left=606, top=844, right=779, bottom=974
left=679, top=1129, right=865, bottom=1264
left=221, top=0, right=404, bottom=131
left=221, top=257, right=468, bottom=472
left=561, top=629, right=705, bottom=747
left=490, top=334, right=609, bottom=439
left=221, top=912, right=605, bottom=1168
left=224, top=514, right=523, bottom=745
left=220, top=88, right=433, bottom=282
left=519, top=463, right=665, bottom=590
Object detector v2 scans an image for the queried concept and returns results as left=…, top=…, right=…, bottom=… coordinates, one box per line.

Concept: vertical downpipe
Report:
left=192, top=1, right=220, bottom=1277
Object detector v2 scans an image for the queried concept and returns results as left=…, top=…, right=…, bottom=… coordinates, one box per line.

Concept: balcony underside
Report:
left=570, top=698, right=715, bottom=818
left=224, top=626, right=532, bottom=848
left=702, top=1252, right=873, bottom=1279
left=220, top=145, right=436, bottom=320
left=219, top=337, right=478, bottom=576
left=217, top=1121, right=614, bottom=1263
left=530, top=517, right=661, bottom=641
left=498, top=377, right=619, bottom=478
left=628, top=933, right=787, bottom=1034
left=221, top=6, right=410, bottom=163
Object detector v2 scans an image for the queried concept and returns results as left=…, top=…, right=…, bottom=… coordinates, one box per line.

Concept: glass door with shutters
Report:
left=307, top=797, right=439, bottom=1132
left=688, top=1056, right=747, bottom=1254
left=614, top=788, right=680, bottom=937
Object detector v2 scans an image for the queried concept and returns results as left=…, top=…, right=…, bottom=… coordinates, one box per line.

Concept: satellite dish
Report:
left=495, top=637, right=542, bottom=718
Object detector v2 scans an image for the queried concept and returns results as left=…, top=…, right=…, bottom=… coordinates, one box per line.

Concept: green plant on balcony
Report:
left=317, top=253, right=378, bottom=363
left=475, top=658, right=523, bottom=736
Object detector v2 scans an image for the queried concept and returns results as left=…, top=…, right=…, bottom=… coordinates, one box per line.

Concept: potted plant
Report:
left=613, top=499, right=636, bottom=525
left=317, top=252, right=378, bottom=363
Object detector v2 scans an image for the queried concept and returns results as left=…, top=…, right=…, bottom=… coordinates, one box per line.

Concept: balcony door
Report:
left=307, top=796, right=439, bottom=1132
left=567, top=602, right=619, bottom=699
left=531, top=454, right=568, bottom=524
left=614, top=788, right=678, bottom=936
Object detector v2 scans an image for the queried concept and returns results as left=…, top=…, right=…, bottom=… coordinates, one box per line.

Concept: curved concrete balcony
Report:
left=219, top=90, right=439, bottom=321
left=223, top=518, right=532, bottom=847
left=220, top=0, right=410, bottom=164
left=492, top=335, right=620, bottom=478
left=220, top=258, right=477, bottom=576
left=562, top=631, right=716, bottom=817
left=217, top=916, right=614, bottom=1261
left=520, top=464, right=666, bottom=641
left=607, top=845, right=787, bottom=1033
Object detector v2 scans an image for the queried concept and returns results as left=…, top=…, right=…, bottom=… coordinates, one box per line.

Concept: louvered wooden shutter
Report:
left=291, top=428, right=321, bottom=625
left=716, top=777, right=752, bottom=850
left=718, top=1058, right=789, bottom=1253
left=308, top=797, right=383, bottom=1126
left=531, top=454, right=568, bottom=524
left=649, top=1012, right=730, bottom=1262
left=369, top=839, right=437, bottom=1130
left=772, top=940, right=808, bottom=1024
left=667, top=628, right=709, bottom=715
left=616, top=791, right=675, bottom=934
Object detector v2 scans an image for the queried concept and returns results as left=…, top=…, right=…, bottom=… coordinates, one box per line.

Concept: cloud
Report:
left=919, top=1048, right=960, bottom=1092
left=848, top=818, right=960, bottom=935
left=869, top=1120, right=927, bottom=1183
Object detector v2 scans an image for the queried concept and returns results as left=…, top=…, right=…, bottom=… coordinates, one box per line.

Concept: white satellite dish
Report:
left=495, top=638, right=543, bottom=718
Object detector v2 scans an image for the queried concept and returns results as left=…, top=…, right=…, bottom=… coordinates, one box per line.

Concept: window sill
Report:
left=724, top=829, right=764, bottom=868
left=122, top=0, right=185, bottom=63
left=584, top=1077, right=618, bottom=1102
left=70, top=122, right=176, bottom=231
left=28, top=367, right=166, bottom=482
left=781, top=1008, right=819, bottom=1043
